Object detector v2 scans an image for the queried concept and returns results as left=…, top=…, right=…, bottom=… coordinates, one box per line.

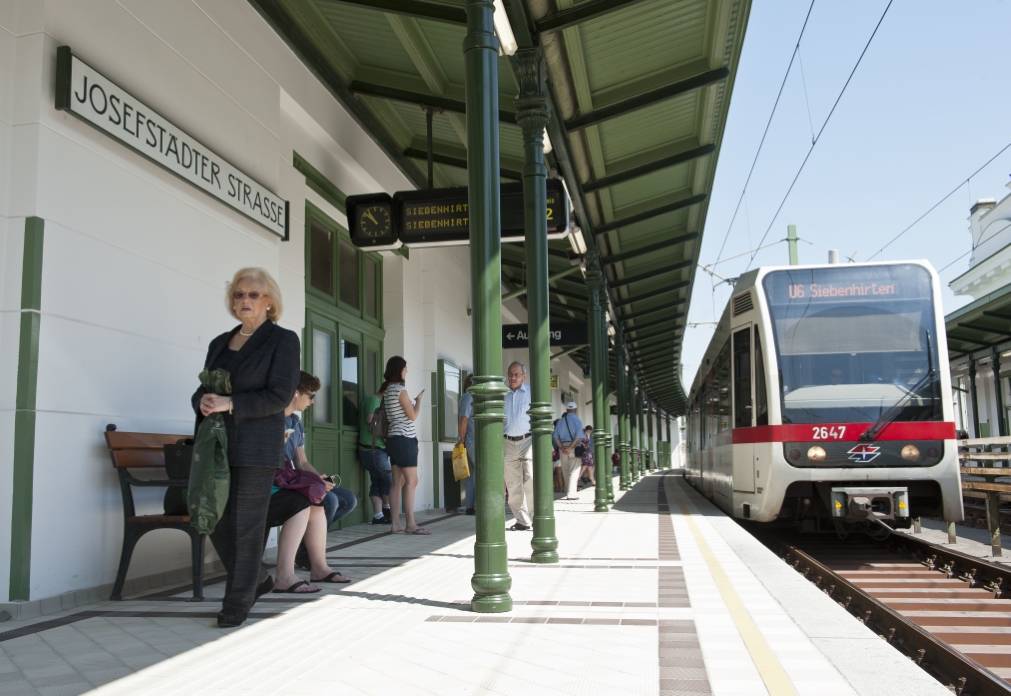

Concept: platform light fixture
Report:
left=493, top=0, right=518, bottom=56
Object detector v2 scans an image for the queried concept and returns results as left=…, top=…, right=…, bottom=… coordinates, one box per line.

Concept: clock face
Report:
left=359, top=204, right=391, bottom=238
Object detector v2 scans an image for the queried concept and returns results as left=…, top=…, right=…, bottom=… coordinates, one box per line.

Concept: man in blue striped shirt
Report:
left=503, top=362, right=533, bottom=531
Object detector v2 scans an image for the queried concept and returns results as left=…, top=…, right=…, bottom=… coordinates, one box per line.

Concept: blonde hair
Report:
left=226, top=267, right=283, bottom=323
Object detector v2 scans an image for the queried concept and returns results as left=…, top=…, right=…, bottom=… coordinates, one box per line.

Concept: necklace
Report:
left=239, top=329, right=254, bottom=337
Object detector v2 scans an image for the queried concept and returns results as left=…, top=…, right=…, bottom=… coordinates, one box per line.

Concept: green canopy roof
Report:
left=253, top=0, right=752, bottom=415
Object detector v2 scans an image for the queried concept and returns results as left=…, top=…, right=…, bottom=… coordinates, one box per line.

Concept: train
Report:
left=685, top=261, right=962, bottom=533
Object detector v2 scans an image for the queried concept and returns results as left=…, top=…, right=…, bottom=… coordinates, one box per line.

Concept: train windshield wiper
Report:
left=860, top=330, right=936, bottom=441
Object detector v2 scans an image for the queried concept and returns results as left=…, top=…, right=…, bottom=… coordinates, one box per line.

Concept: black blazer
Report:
left=191, top=320, right=301, bottom=469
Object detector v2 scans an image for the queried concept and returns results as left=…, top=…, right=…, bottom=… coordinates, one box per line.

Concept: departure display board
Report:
left=392, top=178, right=569, bottom=247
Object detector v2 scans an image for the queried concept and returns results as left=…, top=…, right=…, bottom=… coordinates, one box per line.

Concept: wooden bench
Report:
left=104, top=425, right=205, bottom=601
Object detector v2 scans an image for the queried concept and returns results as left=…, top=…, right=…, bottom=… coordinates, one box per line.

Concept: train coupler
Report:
left=830, top=487, right=909, bottom=522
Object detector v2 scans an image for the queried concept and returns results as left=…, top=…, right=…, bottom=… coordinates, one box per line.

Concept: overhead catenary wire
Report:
left=745, top=0, right=894, bottom=272
left=869, top=139, right=1011, bottom=259
left=711, top=0, right=817, bottom=267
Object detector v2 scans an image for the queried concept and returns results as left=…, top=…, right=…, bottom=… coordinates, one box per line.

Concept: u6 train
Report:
left=685, top=261, right=962, bottom=532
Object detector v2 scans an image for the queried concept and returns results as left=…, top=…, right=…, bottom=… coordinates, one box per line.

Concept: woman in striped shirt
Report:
left=382, top=356, right=430, bottom=535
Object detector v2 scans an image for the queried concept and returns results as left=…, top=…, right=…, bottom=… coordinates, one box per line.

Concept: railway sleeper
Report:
left=773, top=539, right=1011, bottom=695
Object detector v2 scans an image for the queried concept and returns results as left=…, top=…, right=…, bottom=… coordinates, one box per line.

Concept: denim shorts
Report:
left=358, top=448, right=393, bottom=497
left=385, top=435, right=419, bottom=468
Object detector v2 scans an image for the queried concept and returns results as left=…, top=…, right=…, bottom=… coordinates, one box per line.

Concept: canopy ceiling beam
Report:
left=957, top=322, right=1011, bottom=339
left=610, top=260, right=693, bottom=289
left=534, top=0, right=652, bottom=34
left=602, top=232, right=698, bottom=265
left=404, top=148, right=522, bottom=180
left=596, top=194, right=707, bottom=234
left=348, top=81, right=519, bottom=124
left=626, top=318, right=683, bottom=339
left=321, top=0, right=466, bottom=25
left=630, top=336, right=680, bottom=352
left=613, top=281, right=691, bottom=307
left=584, top=145, right=715, bottom=193
left=622, top=303, right=686, bottom=323
left=565, top=68, right=730, bottom=131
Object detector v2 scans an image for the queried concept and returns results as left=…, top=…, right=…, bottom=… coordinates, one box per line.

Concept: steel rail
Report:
left=768, top=534, right=1011, bottom=696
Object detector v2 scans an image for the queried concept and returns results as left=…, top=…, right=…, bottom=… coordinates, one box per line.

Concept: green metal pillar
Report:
left=637, top=389, right=645, bottom=474
left=654, top=406, right=661, bottom=470
left=617, top=352, right=630, bottom=490
left=666, top=414, right=673, bottom=468
left=629, top=380, right=639, bottom=481
left=465, top=0, right=511, bottom=613
left=587, top=253, right=609, bottom=512
left=647, top=401, right=654, bottom=471
left=515, top=48, right=557, bottom=564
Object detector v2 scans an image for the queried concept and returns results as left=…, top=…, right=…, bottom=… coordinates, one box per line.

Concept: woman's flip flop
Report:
left=314, top=571, right=351, bottom=584
left=407, top=528, right=431, bottom=535
left=273, top=580, right=321, bottom=594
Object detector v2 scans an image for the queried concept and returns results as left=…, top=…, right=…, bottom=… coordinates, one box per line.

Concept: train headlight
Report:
left=807, top=446, right=826, bottom=462
left=901, top=444, right=921, bottom=461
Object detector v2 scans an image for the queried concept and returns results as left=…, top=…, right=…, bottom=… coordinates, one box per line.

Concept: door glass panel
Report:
left=367, top=349, right=378, bottom=395
left=310, top=221, right=333, bottom=296
left=754, top=328, right=769, bottom=426
left=339, top=240, right=359, bottom=307
left=341, top=339, right=360, bottom=428
left=733, top=328, right=752, bottom=429
left=312, top=328, right=332, bottom=424
left=365, top=256, right=377, bottom=318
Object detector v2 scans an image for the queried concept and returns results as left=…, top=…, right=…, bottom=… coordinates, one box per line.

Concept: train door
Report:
left=732, top=325, right=755, bottom=492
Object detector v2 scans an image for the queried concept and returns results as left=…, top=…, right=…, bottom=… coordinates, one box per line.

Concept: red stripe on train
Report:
left=722, top=421, right=955, bottom=445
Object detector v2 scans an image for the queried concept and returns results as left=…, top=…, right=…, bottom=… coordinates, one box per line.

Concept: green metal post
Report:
left=637, top=389, right=645, bottom=474
left=587, top=253, right=609, bottom=512
left=465, top=0, right=511, bottom=613
left=666, top=414, right=673, bottom=468
left=647, top=401, right=655, bottom=471
left=515, top=48, right=557, bottom=564
left=629, top=380, right=638, bottom=481
left=605, top=429, right=615, bottom=503
left=787, top=224, right=799, bottom=265
left=617, top=352, right=630, bottom=490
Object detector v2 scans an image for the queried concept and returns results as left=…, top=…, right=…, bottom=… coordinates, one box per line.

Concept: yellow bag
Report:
left=452, top=443, right=470, bottom=481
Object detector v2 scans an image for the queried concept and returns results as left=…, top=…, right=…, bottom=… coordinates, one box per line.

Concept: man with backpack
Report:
left=553, top=402, right=585, bottom=500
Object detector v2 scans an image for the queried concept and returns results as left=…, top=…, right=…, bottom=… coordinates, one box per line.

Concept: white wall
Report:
left=0, top=0, right=419, bottom=602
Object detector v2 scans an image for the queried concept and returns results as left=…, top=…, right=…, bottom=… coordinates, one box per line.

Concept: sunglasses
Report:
left=232, top=291, right=265, bottom=300
left=304, top=392, right=316, bottom=402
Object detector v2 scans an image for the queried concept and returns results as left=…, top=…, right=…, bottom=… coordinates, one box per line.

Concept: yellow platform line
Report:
left=667, top=479, right=799, bottom=696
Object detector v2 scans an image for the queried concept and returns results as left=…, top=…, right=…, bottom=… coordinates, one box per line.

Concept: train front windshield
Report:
left=763, top=265, right=941, bottom=425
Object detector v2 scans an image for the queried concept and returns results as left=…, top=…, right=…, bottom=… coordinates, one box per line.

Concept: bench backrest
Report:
left=105, top=431, right=190, bottom=469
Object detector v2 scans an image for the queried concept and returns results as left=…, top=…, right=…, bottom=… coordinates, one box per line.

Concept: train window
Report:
left=754, top=328, right=769, bottom=426
left=762, top=264, right=940, bottom=424
left=716, top=341, right=732, bottom=431
left=733, top=328, right=752, bottom=429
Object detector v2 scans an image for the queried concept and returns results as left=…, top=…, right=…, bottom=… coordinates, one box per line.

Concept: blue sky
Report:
left=681, top=0, right=1011, bottom=386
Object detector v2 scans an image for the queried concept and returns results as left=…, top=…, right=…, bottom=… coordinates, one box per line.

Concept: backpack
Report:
left=368, top=390, right=390, bottom=447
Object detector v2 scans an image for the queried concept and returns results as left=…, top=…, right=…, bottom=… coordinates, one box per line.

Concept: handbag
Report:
left=163, top=439, right=194, bottom=515
left=368, top=389, right=390, bottom=447
left=565, top=416, right=587, bottom=458
left=273, top=461, right=328, bottom=504
left=452, top=442, right=470, bottom=481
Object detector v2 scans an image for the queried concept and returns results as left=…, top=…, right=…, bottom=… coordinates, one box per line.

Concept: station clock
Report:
left=347, top=192, right=398, bottom=248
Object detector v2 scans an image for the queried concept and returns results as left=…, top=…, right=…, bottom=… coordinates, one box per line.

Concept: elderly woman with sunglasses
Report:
left=192, top=267, right=300, bottom=628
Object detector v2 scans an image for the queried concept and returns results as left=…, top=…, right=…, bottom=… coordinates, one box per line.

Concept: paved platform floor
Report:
left=0, top=472, right=951, bottom=695
left=896, top=515, right=1011, bottom=567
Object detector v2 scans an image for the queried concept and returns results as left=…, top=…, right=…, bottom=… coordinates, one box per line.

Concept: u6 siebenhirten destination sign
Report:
left=55, top=47, right=288, bottom=239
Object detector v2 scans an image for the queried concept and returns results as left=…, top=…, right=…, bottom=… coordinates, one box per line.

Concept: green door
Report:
left=302, top=200, right=385, bottom=529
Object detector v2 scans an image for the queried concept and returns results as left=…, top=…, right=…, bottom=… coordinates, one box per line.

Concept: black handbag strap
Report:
left=564, top=414, right=576, bottom=442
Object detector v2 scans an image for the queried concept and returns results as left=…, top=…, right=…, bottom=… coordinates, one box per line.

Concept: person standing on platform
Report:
left=553, top=401, right=584, bottom=500
left=457, top=375, right=477, bottom=515
left=359, top=385, right=392, bottom=524
left=192, top=267, right=300, bottom=628
left=503, top=362, right=533, bottom=531
left=383, top=356, right=430, bottom=535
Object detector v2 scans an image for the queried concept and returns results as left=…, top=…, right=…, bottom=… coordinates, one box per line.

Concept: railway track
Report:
left=760, top=529, right=1011, bottom=696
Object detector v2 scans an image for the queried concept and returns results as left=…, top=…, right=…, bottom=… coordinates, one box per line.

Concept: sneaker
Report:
left=371, top=516, right=387, bottom=525
left=508, top=523, right=530, bottom=531
left=465, top=508, right=476, bottom=516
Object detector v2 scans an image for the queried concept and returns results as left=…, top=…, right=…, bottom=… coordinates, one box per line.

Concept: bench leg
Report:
left=986, top=491, right=1003, bottom=557
left=111, top=525, right=144, bottom=600
left=189, top=533, right=206, bottom=602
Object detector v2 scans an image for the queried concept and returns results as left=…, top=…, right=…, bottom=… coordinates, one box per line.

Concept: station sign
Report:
left=347, top=179, right=569, bottom=249
left=502, top=321, right=587, bottom=349
left=54, top=47, right=288, bottom=239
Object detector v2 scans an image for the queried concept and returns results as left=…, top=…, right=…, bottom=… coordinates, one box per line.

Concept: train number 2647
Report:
left=811, top=426, right=846, bottom=440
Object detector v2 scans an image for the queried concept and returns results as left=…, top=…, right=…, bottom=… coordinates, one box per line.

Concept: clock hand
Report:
left=364, top=210, right=379, bottom=225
